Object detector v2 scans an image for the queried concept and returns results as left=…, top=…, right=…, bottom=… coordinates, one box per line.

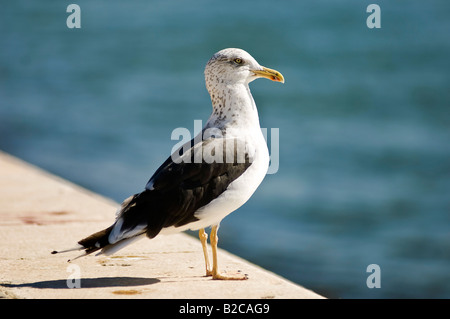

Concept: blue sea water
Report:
left=1, top=1, right=449, bottom=298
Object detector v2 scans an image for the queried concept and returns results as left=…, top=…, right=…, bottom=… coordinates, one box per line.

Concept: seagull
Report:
left=52, top=48, right=284, bottom=280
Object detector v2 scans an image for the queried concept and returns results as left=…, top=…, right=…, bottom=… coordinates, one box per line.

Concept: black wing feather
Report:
left=117, top=137, right=252, bottom=239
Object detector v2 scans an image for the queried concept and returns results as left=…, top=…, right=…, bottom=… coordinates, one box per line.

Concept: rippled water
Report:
left=1, top=0, right=449, bottom=298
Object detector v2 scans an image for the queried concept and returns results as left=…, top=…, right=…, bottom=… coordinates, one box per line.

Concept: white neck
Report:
left=205, top=83, right=261, bottom=133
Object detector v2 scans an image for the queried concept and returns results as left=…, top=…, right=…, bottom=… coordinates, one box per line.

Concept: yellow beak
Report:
left=252, top=66, right=285, bottom=83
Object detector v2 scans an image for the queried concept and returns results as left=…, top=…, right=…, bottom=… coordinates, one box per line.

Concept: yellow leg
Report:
left=210, top=225, right=248, bottom=280
left=199, top=228, right=212, bottom=276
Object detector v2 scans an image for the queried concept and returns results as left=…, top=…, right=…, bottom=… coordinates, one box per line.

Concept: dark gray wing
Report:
left=112, top=136, right=252, bottom=240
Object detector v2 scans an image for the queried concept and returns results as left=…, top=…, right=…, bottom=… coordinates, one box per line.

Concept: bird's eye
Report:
left=233, top=58, right=243, bottom=65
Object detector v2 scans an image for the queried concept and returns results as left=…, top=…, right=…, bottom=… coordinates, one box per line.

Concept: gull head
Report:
left=204, top=48, right=284, bottom=93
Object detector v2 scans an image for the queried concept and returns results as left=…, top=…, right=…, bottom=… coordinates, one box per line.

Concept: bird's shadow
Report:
left=1, top=277, right=159, bottom=289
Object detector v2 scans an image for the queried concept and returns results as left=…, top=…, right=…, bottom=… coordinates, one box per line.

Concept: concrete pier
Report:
left=0, top=151, right=323, bottom=299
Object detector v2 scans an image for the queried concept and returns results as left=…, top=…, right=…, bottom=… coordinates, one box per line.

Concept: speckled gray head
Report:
left=204, top=48, right=284, bottom=92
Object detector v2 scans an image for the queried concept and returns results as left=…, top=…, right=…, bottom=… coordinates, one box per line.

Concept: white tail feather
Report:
left=99, top=234, right=146, bottom=256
